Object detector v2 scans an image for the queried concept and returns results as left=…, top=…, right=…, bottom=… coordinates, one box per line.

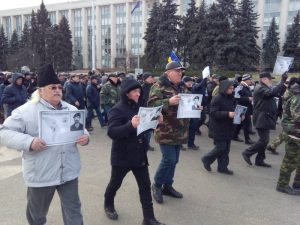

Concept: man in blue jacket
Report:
left=1, top=73, right=27, bottom=118
left=86, top=75, right=105, bottom=131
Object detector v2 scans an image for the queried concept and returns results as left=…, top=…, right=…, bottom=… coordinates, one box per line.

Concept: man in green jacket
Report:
left=148, top=61, right=189, bottom=204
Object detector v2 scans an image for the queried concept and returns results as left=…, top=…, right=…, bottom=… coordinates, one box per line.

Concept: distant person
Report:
left=70, top=112, right=84, bottom=131
left=1, top=73, right=28, bottom=118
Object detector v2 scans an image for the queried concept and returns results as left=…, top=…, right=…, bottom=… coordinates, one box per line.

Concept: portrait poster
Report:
left=233, top=105, right=247, bottom=124
left=177, top=94, right=203, bottom=119
left=273, top=56, right=294, bottom=75
left=234, top=85, right=243, bottom=98
left=137, top=105, right=163, bottom=135
left=38, top=110, right=85, bottom=146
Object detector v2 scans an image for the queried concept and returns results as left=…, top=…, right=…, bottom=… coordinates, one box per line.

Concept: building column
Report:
left=96, top=5, right=101, bottom=69
left=69, top=9, right=75, bottom=68
left=56, top=10, right=60, bottom=25
left=256, top=0, right=265, bottom=49
left=21, top=15, right=25, bottom=30
left=11, top=16, right=15, bottom=32
left=126, top=2, right=131, bottom=71
left=82, top=8, right=88, bottom=69
left=278, top=0, right=290, bottom=53
left=110, top=5, right=116, bottom=68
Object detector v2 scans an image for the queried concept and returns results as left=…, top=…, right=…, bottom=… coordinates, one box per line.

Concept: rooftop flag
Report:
left=131, top=1, right=141, bottom=14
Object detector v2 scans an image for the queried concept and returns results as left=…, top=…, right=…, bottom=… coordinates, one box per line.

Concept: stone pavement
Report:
left=0, top=121, right=299, bottom=225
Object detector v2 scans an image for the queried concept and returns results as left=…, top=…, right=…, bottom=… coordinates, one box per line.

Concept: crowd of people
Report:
left=0, top=61, right=299, bottom=225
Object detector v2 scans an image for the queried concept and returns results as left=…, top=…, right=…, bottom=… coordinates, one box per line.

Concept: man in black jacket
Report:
left=141, top=72, right=156, bottom=151
left=233, top=74, right=254, bottom=145
left=201, top=80, right=236, bottom=175
left=242, top=72, right=287, bottom=167
left=104, top=77, right=165, bottom=225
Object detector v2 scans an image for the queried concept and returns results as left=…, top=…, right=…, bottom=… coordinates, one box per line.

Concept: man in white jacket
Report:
left=0, top=64, right=89, bottom=225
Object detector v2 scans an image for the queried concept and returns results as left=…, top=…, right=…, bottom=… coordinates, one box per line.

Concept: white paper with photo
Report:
left=137, top=105, right=163, bottom=135
left=38, top=110, right=85, bottom=146
left=234, top=85, right=243, bottom=98
left=233, top=105, right=247, bottom=124
left=273, top=56, right=294, bottom=75
left=177, top=94, right=202, bottom=118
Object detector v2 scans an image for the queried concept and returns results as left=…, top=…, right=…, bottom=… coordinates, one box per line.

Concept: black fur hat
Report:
left=37, top=64, right=60, bottom=87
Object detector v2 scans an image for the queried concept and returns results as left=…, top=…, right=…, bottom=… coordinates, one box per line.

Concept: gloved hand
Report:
left=281, top=72, right=288, bottom=83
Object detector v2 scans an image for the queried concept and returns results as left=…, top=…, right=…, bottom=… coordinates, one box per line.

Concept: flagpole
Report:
left=92, top=0, right=96, bottom=71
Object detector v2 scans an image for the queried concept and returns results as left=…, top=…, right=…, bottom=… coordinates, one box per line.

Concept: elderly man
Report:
left=0, top=64, right=89, bottom=225
left=242, top=72, right=287, bottom=167
left=148, top=61, right=189, bottom=204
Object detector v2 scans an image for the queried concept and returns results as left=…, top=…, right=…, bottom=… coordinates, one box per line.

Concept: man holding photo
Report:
left=0, top=64, right=89, bottom=225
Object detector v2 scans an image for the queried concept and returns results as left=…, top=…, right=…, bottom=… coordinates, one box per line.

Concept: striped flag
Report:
left=167, top=51, right=180, bottom=63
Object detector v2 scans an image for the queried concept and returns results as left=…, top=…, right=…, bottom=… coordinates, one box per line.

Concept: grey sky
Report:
left=1, top=0, right=81, bottom=10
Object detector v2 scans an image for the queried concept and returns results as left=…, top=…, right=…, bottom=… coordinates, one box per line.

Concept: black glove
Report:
left=281, top=72, right=288, bottom=83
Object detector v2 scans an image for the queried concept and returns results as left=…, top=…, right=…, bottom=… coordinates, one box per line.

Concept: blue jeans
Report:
left=154, top=144, right=180, bottom=186
left=86, top=106, right=105, bottom=128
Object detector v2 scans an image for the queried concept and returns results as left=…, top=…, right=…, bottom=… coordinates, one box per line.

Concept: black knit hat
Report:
left=37, top=64, right=60, bottom=87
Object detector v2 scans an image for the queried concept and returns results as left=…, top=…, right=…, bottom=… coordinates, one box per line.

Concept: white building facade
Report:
left=0, top=0, right=299, bottom=69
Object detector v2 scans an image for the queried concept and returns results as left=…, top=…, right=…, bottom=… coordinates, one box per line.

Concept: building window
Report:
left=131, top=1, right=142, bottom=56
left=49, top=12, right=56, bottom=25
left=183, top=0, right=191, bottom=15
left=60, top=10, right=69, bottom=21
left=74, top=9, right=83, bottom=69
left=115, top=4, right=126, bottom=57
left=263, top=0, right=281, bottom=40
left=87, top=7, right=96, bottom=69
left=15, top=16, right=22, bottom=39
left=101, top=5, right=111, bottom=68
left=4, top=17, right=12, bottom=40
left=288, top=0, right=300, bottom=27
left=24, top=15, right=31, bottom=28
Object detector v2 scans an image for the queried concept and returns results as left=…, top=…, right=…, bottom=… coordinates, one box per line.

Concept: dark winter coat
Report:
left=140, top=82, right=153, bottom=107
left=192, top=78, right=208, bottom=106
left=252, top=82, right=286, bottom=130
left=86, top=83, right=100, bottom=108
left=107, top=78, right=148, bottom=167
left=1, top=73, right=27, bottom=116
left=235, top=82, right=253, bottom=116
left=209, top=80, right=235, bottom=140
left=65, top=81, right=85, bottom=109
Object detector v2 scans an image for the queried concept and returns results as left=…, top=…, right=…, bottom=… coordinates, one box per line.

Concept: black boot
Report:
left=142, top=217, right=166, bottom=225
left=151, top=184, right=163, bottom=204
left=162, top=184, right=183, bottom=198
left=276, top=185, right=300, bottom=195
left=104, top=205, right=118, bottom=220
left=242, top=152, right=252, bottom=166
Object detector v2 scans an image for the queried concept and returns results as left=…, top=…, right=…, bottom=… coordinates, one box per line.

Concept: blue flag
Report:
left=131, top=1, right=141, bottom=14
left=168, top=51, right=180, bottom=63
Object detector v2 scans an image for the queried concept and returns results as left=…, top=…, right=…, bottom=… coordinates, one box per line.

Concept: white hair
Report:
left=29, top=89, right=41, bottom=103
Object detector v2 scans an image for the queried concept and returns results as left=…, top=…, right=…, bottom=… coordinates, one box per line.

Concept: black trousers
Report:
left=244, top=128, right=269, bottom=163
left=104, top=165, right=154, bottom=219
left=202, top=139, right=231, bottom=170
left=233, top=114, right=251, bottom=141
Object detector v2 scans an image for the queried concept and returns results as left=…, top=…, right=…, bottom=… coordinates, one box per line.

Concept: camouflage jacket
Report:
left=148, top=73, right=189, bottom=145
left=282, top=83, right=300, bottom=137
left=100, top=79, right=121, bottom=108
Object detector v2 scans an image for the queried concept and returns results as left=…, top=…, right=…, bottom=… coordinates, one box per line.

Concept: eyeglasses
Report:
left=48, top=85, right=63, bottom=90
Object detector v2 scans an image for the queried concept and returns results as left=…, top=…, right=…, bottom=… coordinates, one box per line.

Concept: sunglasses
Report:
left=48, top=85, right=63, bottom=90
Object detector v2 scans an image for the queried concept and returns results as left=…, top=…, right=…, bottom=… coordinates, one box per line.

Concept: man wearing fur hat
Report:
left=0, top=64, right=89, bottom=225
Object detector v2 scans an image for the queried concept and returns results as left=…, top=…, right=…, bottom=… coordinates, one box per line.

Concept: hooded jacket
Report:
left=65, top=80, right=85, bottom=109
left=281, top=83, right=300, bottom=137
left=209, top=80, right=235, bottom=140
left=1, top=73, right=28, bottom=116
left=107, top=78, right=148, bottom=167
